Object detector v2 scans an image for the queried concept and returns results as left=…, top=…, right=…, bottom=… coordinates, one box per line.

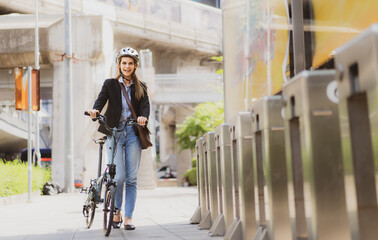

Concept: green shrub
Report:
left=176, top=101, right=224, bottom=152
left=183, top=167, right=197, bottom=186
left=192, top=158, right=197, bottom=168
left=0, top=160, right=51, bottom=197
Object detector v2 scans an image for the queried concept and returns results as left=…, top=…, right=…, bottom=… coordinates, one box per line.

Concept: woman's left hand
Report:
left=137, top=116, right=148, bottom=126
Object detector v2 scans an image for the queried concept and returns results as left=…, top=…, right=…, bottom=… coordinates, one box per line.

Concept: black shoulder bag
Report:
left=119, top=82, right=153, bottom=150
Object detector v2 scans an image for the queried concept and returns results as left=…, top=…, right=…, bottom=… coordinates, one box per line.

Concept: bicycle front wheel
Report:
left=84, top=190, right=96, bottom=229
left=103, top=185, right=116, bottom=236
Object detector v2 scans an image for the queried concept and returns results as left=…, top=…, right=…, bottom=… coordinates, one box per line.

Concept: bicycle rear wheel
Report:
left=83, top=190, right=96, bottom=228
left=103, top=185, right=116, bottom=236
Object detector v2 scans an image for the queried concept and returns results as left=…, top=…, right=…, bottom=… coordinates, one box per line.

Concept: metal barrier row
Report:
left=191, top=23, right=378, bottom=240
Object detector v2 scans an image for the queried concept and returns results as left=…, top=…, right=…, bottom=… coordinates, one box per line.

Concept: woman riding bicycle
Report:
left=86, top=47, right=150, bottom=230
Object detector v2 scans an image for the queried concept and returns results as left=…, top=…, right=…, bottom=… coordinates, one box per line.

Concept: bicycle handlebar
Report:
left=84, top=111, right=144, bottom=135
left=84, top=111, right=98, bottom=121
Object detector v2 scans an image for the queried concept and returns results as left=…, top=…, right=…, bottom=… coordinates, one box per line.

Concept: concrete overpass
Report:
left=0, top=0, right=222, bottom=188
left=0, top=108, right=28, bottom=153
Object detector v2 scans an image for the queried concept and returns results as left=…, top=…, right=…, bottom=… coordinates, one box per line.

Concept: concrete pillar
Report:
left=137, top=50, right=157, bottom=189
left=50, top=16, right=113, bottom=188
left=175, top=106, right=194, bottom=185
left=159, top=105, right=176, bottom=166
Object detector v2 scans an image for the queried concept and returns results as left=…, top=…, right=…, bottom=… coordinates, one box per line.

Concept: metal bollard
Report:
left=191, top=137, right=203, bottom=224
left=250, top=96, right=292, bottom=240
left=224, top=112, right=256, bottom=240
left=282, top=70, right=350, bottom=240
left=334, top=23, right=378, bottom=240
left=208, top=124, right=233, bottom=236
left=224, top=122, right=242, bottom=240
left=200, top=132, right=219, bottom=230
left=198, top=136, right=211, bottom=230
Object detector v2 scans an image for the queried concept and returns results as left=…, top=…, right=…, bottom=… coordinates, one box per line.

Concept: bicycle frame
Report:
left=93, top=127, right=118, bottom=203
left=82, top=112, right=141, bottom=235
left=84, top=115, right=140, bottom=200
left=107, top=127, right=118, bottom=182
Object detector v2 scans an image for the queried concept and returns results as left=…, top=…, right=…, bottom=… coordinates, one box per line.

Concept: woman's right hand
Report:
left=86, top=109, right=100, bottom=119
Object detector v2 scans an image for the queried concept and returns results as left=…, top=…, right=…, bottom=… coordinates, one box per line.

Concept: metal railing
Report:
left=95, top=0, right=221, bottom=33
left=0, top=101, right=28, bottom=125
left=0, top=100, right=52, bottom=134
left=154, top=73, right=223, bottom=92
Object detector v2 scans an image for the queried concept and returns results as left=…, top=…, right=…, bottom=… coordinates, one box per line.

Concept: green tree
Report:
left=211, top=56, right=223, bottom=75
left=175, top=101, right=224, bottom=152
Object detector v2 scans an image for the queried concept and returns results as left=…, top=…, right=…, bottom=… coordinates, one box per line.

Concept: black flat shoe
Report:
left=113, top=220, right=123, bottom=229
left=113, top=213, right=123, bottom=229
left=124, top=224, right=135, bottom=230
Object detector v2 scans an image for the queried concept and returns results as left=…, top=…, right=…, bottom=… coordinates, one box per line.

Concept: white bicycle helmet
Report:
left=116, top=47, right=139, bottom=65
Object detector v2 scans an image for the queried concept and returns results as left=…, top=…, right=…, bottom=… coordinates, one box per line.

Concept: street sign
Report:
left=31, top=69, right=40, bottom=111
left=15, top=67, right=40, bottom=111
left=15, top=67, right=27, bottom=110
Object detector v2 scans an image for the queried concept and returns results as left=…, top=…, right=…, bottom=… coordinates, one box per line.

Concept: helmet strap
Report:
left=118, top=67, right=129, bottom=80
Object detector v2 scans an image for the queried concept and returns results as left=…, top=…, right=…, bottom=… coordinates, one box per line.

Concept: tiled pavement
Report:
left=0, top=187, right=222, bottom=240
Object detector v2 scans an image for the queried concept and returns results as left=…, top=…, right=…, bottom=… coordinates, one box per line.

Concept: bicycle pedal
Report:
left=80, top=187, right=88, bottom=194
left=82, top=206, right=88, bottom=217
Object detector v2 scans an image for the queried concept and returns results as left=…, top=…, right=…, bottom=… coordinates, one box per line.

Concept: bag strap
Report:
left=119, top=82, right=138, bottom=121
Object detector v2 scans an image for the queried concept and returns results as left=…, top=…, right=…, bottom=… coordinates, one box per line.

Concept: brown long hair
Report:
left=115, top=57, right=146, bottom=100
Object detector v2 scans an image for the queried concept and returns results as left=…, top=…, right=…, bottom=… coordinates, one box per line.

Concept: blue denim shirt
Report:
left=118, top=78, right=132, bottom=122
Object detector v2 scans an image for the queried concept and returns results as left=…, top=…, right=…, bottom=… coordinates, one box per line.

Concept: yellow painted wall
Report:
left=312, top=0, right=378, bottom=68
left=223, top=0, right=378, bottom=121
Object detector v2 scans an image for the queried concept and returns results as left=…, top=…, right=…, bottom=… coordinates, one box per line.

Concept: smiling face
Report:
left=119, top=56, right=136, bottom=79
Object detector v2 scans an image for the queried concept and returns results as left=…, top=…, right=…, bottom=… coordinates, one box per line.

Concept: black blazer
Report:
left=93, top=78, right=150, bottom=135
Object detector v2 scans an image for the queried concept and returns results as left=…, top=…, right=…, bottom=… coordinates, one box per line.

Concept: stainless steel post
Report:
left=216, top=124, right=234, bottom=234
left=34, top=0, right=39, bottom=70
left=203, top=132, right=218, bottom=231
left=34, top=0, right=41, bottom=168
left=224, top=121, right=242, bottom=240
left=290, top=0, right=306, bottom=74
left=27, top=67, right=32, bottom=202
left=209, top=124, right=232, bottom=237
left=282, top=70, right=350, bottom=240
left=225, top=112, right=256, bottom=240
left=64, top=0, right=74, bottom=193
left=251, top=96, right=292, bottom=240
left=191, top=138, right=203, bottom=224
left=334, top=23, right=378, bottom=240
left=198, top=135, right=211, bottom=230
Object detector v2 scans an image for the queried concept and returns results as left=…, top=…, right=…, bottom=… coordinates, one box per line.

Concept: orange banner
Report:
left=32, top=69, right=40, bottom=111
left=15, top=68, right=40, bottom=111
left=15, top=67, right=27, bottom=110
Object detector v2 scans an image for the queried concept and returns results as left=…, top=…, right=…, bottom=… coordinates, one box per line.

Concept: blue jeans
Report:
left=106, top=123, right=142, bottom=218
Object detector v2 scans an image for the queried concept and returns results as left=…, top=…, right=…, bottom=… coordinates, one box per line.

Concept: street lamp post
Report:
left=34, top=0, right=41, bottom=168
left=27, top=67, right=32, bottom=202
left=64, top=0, right=74, bottom=193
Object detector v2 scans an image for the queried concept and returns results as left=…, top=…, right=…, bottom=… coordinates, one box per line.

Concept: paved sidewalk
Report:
left=0, top=187, right=222, bottom=240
